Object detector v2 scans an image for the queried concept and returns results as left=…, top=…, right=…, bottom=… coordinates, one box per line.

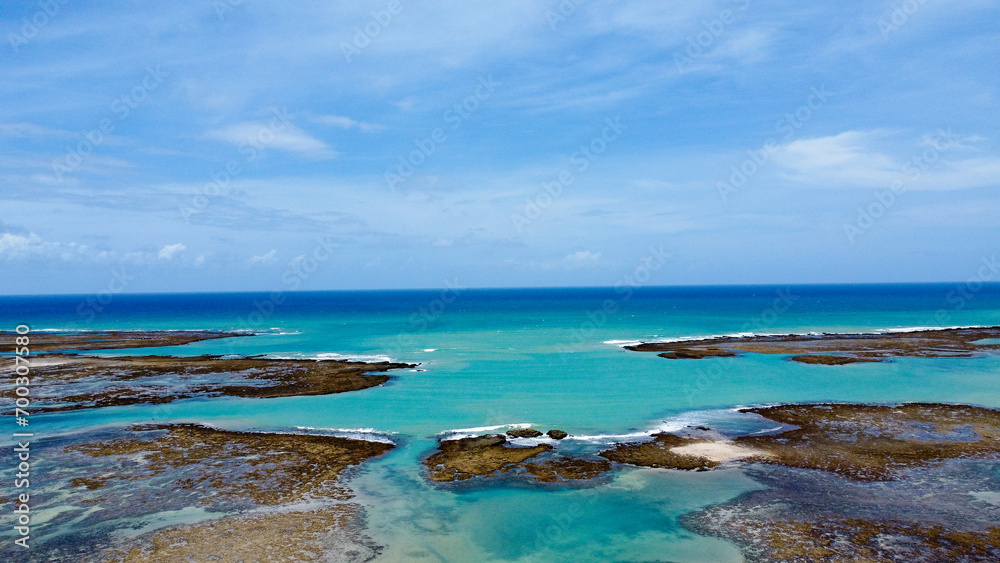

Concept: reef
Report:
left=684, top=457, right=1000, bottom=562
left=734, top=403, right=1000, bottom=481
left=507, top=428, right=544, bottom=438
left=789, top=354, right=880, bottom=365
left=658, top=347, right=738, bottom=359
left=0, top=329, right=246, bottom=352
left=425, top=434, right=552, bottom=482
left=20, top=424, right=394, bottom=562
left=424, top=432, right=608, bottom=484
left=523, top=457, right=612, bottom=482
left=626, top=326, right=1000, bottom=363
left=599, top=433, right=722, bottom=471
left=10, top=353, right=416, bottom=412
left=104, top=506, right=382, bottom=563
left=68, top=423, right=394, bottom=505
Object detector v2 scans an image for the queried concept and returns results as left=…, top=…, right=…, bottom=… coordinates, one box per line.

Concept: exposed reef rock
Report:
left=684, top=458, right=1000, bottom=563
left=105, top=506, right=382, bottom=563
left=546, top=429, right=569, bottom=440
left=68, top=423, right=394, bottom=505
left=734, top=403, right=1000, bottom=481
left=425, top=434, right=552, bottom=482
left=28, top=424, right=393, bottom=561
left=506, top=428, right=544, bottom=438
left=626, top=326, right=1000, bottom=363
left=6, top=353, right=416, bottom=412
left=599, top=433, right=722, bottom=471
left=0, top=329, right=245, bottom=351
left=424, top=433, right=610, bottom=484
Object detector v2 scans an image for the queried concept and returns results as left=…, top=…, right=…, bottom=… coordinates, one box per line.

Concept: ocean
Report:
left=3, top=283, right=1000, bottom=561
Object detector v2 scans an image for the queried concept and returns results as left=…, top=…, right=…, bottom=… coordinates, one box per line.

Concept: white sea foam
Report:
left=423, top=348, right=436, bottom=352
left=603, top=325, right=996, bottom=347
left=295, top=426, right=397, bottom=444
left=567, top=432, right=653, bottom=443
left=266, top=352, right=395, bottom=363
left=438, top=423, right=533, bottom=441
left=748, top=425, right=785, bottom=435
left=567, top=409, right=748, bottom=445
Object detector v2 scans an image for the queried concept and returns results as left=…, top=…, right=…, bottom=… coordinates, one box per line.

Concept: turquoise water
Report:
left=3, top=284, right=1000, bottom=560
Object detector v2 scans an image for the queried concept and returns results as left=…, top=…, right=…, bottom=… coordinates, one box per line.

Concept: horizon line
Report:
left=2, top=280, right=998, bottom=299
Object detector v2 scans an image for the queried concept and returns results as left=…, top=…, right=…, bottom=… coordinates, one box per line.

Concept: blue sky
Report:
left=1, top=0, right=998, bottom=294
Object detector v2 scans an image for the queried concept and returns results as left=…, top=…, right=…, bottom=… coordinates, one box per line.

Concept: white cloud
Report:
left=775, top=130, right=897, bottom=185
left=158, top=243, right=186, bottom=260
left=204, top=122, right=339, bottom=160
left=773, top=130, right=1000, bottom=190
left=508, top=250, right=606, bottom=272
left=0, top=232, right=89, bottom=261
left=249, top=249, right=277, bottom=264
left=0, top=122, right=74, bottom=139
left=311, top=115, right=386, bottom=132
left=564, top=250, right=601, bottom=263
left=393, top=97, right=418, bottom=112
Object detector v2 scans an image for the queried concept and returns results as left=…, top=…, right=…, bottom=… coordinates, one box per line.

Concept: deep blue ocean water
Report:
left=3, top=284, right=1000, bottom=561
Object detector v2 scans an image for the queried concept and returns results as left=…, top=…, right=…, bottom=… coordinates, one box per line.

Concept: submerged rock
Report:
left=524, top=457, right=611, bottom=482
left=658, top=347, right=738, bottom=359
left=791, top=354, right=881, bottom=365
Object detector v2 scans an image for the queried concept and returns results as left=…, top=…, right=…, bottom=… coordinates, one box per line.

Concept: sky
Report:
left=1, top=0, right=999, bottom=295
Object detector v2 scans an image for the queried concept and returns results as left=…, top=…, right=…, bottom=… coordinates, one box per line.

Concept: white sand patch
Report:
left=0, top=357, right=72, bottom=371
left=669, top=441, right=764, bottom=462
